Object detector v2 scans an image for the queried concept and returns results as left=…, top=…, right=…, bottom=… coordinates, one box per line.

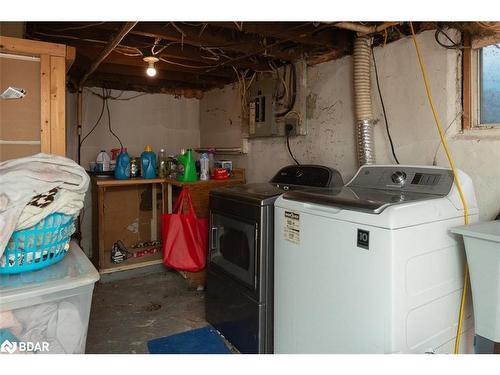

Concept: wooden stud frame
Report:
left=0, top=36, right=75, bottom=156
left=464, top=33, right=500, bottom=130
left=462, top=34, right=472, bottom=130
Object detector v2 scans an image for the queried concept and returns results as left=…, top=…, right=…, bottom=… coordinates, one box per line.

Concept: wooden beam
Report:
left=0, top=35, right=66, bottom=57
left=115, top=22, right=307, bottom=61
left=28, top=22, right=298, bottom=74
left=83, top=77, right=205, bottom=99
left=73, top=46, right=236, bottom=79
left=30, top=33, right=279, bottom=77
left=30, top=21, right=282, bottom=59
left=91, top=62, right=231, bottom=87
left=84, top=72, right=211, bottom=91
left=211, top=22, right=339, bottom=48
left=78, top=22, right=138, bottom=89
left=65, top=45, right=76, bottom=72
left=29, top=24, right=214, bottom=63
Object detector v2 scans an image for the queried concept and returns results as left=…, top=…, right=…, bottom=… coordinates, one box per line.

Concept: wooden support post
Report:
left=49, top=55, right=66, bottom=156
left=167, top=183, right=173, bottom=213
left=40, top=54, right=51, bottom=153
left=77, top=90, right=83, bottom=163
left=462, top=34, right=472, bottom=130
left=151, top=184, right=158, bottom=241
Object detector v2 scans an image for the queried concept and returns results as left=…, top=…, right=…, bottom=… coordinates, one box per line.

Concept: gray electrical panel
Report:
left=248, top=77, right=277, bottom=137
left=247, top=60, right=307, bottom=138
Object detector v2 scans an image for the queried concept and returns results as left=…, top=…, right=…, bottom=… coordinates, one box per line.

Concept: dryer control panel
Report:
left=348, top=165, right=454, bottom=196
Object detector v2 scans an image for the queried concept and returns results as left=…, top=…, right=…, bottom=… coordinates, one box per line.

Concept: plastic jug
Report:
left=96, top=150, right=111, bottom=172
left=176, top=149, right=197, bottom=182
left=141, top=145, right=157, bottom=179
left=114, top=148, right=130, bottom=180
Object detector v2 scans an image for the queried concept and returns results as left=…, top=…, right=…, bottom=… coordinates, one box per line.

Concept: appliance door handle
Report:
left=211, top=227, right=218, bottom=250
left=254, top=223, right=259, bottom=288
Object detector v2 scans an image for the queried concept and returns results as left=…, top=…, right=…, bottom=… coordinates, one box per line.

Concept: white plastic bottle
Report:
left=96, top=150, right=111, bottom=172
left=200, top=153, right=210, bottom=181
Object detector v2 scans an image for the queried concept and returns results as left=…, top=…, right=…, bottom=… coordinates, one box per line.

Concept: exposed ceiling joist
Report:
left=118, top=22, right=311, bottom=61
left=78, top=21, right=138, bottom=89
left=25, top=21, right=467, bottom=96
left=210, top=22, right=340, bottom=49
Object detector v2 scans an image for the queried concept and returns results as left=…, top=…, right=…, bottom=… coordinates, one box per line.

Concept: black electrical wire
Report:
left=78, top=87, right=106, bottom=165
left=371, top=45, right=400, bottom=164
left=78, top=87, right=124, bottom=165
left=285, top=125, right=300, bottom=165
left=434, top=27, right=463, bottom=50
left=104, top=90, right=123, bottom=150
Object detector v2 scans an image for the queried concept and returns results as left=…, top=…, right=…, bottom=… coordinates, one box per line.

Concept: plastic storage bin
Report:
left=452, top=221, right=500, bottom=343
left=0, top=242, right=99, bottom=354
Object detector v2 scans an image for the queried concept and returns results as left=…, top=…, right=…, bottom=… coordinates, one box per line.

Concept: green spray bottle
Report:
left=176, top=149, right=197, bottom=182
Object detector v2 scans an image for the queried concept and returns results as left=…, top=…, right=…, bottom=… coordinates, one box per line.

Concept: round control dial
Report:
left=391, top=171, right=407, bottom=186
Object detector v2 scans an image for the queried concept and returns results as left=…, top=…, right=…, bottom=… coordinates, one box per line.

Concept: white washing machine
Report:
left=274, top=165, right=479, bottom=353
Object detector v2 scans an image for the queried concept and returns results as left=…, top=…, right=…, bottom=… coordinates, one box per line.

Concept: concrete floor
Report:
left=85, top=269, right=207, bottom=354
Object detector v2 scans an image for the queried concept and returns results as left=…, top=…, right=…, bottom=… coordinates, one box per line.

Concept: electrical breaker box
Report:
left=248, top=76, right=277, bottom=137
left=247, top=60, right=307, bottom=138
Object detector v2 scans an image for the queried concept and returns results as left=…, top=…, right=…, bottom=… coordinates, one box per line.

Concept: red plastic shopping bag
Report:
left=162, top=188, right=208, bottom=272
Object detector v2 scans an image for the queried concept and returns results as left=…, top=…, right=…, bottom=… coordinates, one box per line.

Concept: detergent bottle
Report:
left=176, top=149, right=197, bottom=182
left=141, top=145, right=157, bottom=179
left=114, top=148, right=130, bottom=180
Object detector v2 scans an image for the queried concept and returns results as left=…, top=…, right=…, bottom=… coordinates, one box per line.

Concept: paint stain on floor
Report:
left=85, top=270, right=207, bottom=354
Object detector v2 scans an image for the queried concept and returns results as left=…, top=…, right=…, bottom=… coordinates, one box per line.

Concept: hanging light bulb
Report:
left=146, top=62, right=156, bottom=77
left=143, top=56, right=159, bottom=77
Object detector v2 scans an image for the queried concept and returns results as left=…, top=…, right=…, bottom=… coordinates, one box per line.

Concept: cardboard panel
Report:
left=0, top=144, right=40, bottom=162
left=101, top=184, right=163, bottom=266
left=0, top=57, right=41, bottom=141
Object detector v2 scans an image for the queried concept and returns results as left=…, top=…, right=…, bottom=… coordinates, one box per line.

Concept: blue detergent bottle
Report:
left=141, top=145, right=157, bottom=179
left=114, top=148, right=130, bottom=179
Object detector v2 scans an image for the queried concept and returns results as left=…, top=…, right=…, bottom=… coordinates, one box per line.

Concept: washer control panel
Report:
left=349, top=165, right=454, bottom=196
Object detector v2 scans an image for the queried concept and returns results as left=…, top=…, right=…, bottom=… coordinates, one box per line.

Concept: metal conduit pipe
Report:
left=353, top=36, right=376, bottom=166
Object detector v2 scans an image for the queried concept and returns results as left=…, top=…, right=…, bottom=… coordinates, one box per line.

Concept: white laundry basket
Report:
left=0, top=242, right=99, bottom=354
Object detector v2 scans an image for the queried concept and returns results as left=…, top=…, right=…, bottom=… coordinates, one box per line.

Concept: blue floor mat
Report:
left=147, top=326, right=232, bottom=354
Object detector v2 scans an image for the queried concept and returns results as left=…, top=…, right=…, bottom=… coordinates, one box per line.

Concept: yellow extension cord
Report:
left=409, top=22, right=470, bottom=354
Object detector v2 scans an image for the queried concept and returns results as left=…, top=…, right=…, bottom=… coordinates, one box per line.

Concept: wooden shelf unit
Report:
left=91, top=170, right=245, bottom=277
left=92, top=177, right=166, bottom=274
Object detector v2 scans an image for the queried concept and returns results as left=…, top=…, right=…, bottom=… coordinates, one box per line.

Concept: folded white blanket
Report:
left=0, top=153, right=89, bottom=258
left=17, top=189, right=84, bottom=230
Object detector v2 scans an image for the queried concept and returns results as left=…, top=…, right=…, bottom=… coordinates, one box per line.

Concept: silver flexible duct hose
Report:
left=353, top=36, right=376, bottom=165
